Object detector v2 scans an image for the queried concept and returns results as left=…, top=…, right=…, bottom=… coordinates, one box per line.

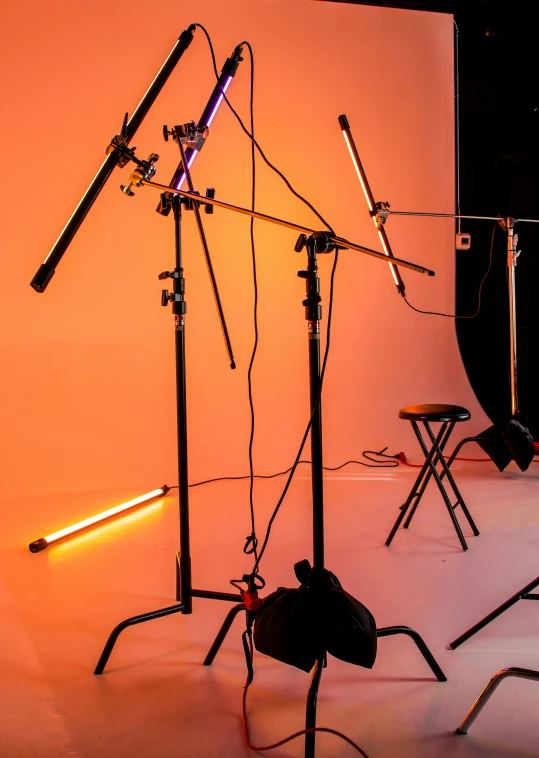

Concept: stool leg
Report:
left=436, top=452, right=480, bottom=536
left=421, top=422, right=469, bottom=551
left=385, top=425, right=445, bottom=546
left=423, top=424, right=480, bottom=537
left=403, top=422, right=452, bottom=529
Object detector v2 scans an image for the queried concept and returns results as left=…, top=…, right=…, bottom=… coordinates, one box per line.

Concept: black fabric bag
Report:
left=253, top=559, right=377, bottom=673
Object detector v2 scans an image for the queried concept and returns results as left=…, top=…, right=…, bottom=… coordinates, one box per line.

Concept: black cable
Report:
left=242, top=40, right=259, bottom=560
left=188, top=452, right=399, bottom=489
left=404, top=222, right=498, bottom=318
left=252, top=251, right=339, bottom=575
left=194, top=24, right=334, bottom=235
left=194, top=25, right=339, bottom=578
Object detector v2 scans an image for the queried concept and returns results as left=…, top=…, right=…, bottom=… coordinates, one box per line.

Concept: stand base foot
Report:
left=449, top=576, right=539, bottom=649
left=94, top=603, right=186, bottom=675
left=203, top=603, right=246, bottom=666
left=377, top=625, right=447, bottom=682
left=305, top=656, right=324, bottom=758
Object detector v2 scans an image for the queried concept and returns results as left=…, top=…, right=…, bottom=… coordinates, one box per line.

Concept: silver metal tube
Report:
left=142, top=180, right=435, bottom=275
left=457, top=667, right=539, bottom=734
left=385, top=210, right=539, bottom=223
left=507, top=218, right=519, bottom=415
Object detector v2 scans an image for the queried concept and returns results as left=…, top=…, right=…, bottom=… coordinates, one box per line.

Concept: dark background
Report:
left=325, top=0, right=539, bottom=438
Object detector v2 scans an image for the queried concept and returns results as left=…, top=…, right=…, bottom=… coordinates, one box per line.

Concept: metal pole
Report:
left=506, top=217, right=519, bottom=415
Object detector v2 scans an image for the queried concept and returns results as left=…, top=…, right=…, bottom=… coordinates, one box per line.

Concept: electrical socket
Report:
left=456, top=232, right=471, bottom=250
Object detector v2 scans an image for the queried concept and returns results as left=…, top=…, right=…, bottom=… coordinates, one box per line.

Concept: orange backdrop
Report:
left=0, top=0, right=488, bottom=511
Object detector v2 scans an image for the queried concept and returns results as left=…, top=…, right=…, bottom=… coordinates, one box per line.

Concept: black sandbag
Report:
left=503, top=411, right=535, bottom=472
left=253, top=559, right=377, bottom=672
left=253, top=583, right=321, bottom=672
left=476, top=424, right=513, bottom=471
left=315, top=568, right=377, bottom=669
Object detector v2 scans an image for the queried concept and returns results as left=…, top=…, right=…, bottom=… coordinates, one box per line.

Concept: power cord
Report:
left=242, top=633, right=371, bottom=756
left=195, top=23, right=339, bottom=579
left=187, top=451, right=399, bottom=489
left=404, top=221, right=498, bottom=318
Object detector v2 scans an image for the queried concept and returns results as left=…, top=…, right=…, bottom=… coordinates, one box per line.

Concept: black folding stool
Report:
left=385, top=404, right=480, bottom=551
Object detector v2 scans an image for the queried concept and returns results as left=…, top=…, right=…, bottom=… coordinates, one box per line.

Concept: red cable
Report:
left=242, top=637, right=371, bottom=757
left=399, top=453, right=539, bottom=467
left=399, top=452, right=491, bottom=467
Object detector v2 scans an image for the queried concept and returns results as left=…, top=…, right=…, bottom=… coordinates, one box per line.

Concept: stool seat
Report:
left=399, top=404, right=470, bottom=423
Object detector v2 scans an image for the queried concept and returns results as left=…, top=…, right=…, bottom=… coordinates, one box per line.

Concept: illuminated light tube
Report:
left=158, top=44, right=243, bottom=216
left=338, top=114, right=405, bottom=296
left=28, top=485, right=170, bottom=552
left=174, top=75, right=233, bottom=189
left=30, top=25, right=197, bottom=293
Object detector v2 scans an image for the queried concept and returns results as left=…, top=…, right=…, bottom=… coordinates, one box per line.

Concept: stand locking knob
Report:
left=205, top=188, right=215, bottom=214
left=161, top=290, right=170, bottom=306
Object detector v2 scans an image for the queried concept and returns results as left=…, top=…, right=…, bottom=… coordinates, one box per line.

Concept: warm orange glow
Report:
left=48, top=500, right=164, bottom=560
left=29, top=488, right=166, bottom=551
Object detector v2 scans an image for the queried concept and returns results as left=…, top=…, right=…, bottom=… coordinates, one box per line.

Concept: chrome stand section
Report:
left=457, top=667, right=539, bottom=734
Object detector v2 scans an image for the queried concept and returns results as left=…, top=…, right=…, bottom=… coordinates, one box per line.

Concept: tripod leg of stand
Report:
left=449, top=576, right=539, bottom=649
left=94, top=603, right=186, bottom=674
left=377, top=626, right=447, bottom=682
left=456, top=667, right=539, bottom=734
left=203, top=603, right=246, bottom=666
left=305, top=656, right=324, bottom=758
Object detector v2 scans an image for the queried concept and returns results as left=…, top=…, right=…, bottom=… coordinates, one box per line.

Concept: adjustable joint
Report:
left=163, top=121, right=209, bottom=151
left=161, top=290, right=186, bottom=311
left=106, top=113, right=133, bottom=168
left=120, top=153, right=159, bottom=196
left=375, top=201, right=391, bottom=228
left=181, top=187, right=216, bottom=214
left=158, top=270, right=181, bottom=280
left=107, top=134, right=134, bottom=168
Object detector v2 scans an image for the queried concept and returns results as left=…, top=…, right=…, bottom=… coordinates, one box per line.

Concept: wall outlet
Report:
left=456, top=233, right=471, bottom=250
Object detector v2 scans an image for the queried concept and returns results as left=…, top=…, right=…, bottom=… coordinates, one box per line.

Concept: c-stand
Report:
left=94, top=171, right=447, bottom=757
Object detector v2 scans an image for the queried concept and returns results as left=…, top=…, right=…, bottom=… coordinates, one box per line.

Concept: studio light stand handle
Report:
left=30, top=24, right=196, bottom=293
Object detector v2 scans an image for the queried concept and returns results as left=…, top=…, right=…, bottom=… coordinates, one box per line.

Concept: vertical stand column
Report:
left=506, top=217, right=519, bottom=416
left=299, top=236, right=325, bottom=758
left=170, top=196, right=192, bottom=612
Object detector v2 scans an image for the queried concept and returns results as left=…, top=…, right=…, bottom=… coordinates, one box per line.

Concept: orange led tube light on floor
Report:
left=28, top=485, right=170, bottom=552
left=338, top=114, right=405, bottom=296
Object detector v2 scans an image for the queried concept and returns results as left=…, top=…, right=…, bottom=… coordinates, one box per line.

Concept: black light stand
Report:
left=374, top=207, right=539, bottom=649
left=94, top=185, right=245, bottom=673
left=93, top=181, right=437, bottom=666
left=92, top=170, right=446, bottom=756
left=200, top=229, right=447, bottom=758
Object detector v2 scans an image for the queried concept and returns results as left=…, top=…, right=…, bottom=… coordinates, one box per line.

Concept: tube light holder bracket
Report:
left=163, top=121, right=209, bottom=151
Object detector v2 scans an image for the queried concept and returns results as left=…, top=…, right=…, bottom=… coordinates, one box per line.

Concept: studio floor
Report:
left=2, top=460, right=539, bottom=757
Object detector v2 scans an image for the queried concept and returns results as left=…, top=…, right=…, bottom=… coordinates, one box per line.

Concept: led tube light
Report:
left=28, top=485, right=170, bottom=552
left=174, top=75, right=234, bottom=191
left=339, top=114, right=405, bottom=296
left=158, top=44, right=243, bottom=216
left=30, top=25, right=196, bottom=293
